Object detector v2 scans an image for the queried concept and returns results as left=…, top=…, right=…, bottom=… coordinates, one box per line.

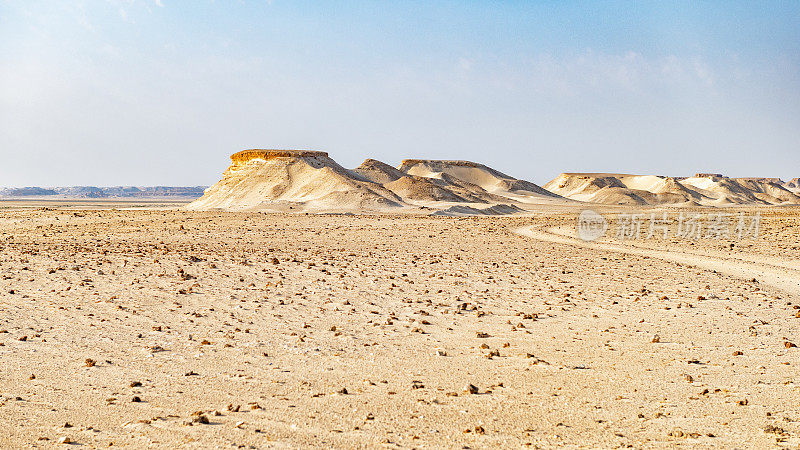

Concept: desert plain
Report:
left=0, top=201, right=798, bottom=448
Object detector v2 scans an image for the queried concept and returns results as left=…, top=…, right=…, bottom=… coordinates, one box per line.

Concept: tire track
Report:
left=513, top=225, right=800, bottom=297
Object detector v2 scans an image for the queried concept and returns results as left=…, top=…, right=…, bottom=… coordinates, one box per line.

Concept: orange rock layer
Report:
left=231, top=149, right=328, bottom=163
left=399, top=159, right=484, bottom=168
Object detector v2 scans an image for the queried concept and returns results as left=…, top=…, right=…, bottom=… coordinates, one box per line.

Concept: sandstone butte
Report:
left=230, top=149, right=329, bottom=163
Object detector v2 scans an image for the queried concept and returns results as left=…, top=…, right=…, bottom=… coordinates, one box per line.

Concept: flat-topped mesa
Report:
left=399, top=159, right=485, bottom=169
left=736, top=177, right=784, bottom=184
left=695, top=173, right=725, bottom=178
left=231, top=149, right=328, bottom=163
left=560, top=172, right=641, bottom=179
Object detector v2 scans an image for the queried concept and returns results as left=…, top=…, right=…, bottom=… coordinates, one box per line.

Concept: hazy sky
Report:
left=1, top=1, right=799, bottom=186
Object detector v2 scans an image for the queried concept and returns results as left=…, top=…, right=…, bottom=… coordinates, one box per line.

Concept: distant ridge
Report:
left=0, top=186, right=207, bottom=199
left=545, top=173, right=800, bottom=206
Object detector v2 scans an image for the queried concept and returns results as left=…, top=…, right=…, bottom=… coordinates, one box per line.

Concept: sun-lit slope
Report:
left=787, top=178, right=800, bottom=193
left=545, top=172, right=800, bottom=206
left=397, top=159, right=563, bottom=204
left=544, top=173, right=699, bottom=205
left=383, top=176, right=471, bottom=203
left=734, top=178, right=800, bottom=204
left=351, top=159, right=406, bottom=184
left=352, top=159, right=470, bottom=203
left=681, top=175, right=800, bottom=205
left=187, top=150, right=404, bottom=211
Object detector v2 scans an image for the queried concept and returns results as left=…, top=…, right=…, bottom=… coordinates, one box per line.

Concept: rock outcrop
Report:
left=188, top=151, right=563, bottom=213
left=188, top=150, right=404, bottom=211
left=187, top=150, right=800, bottom=211
left=397, top=159, right=563, bottom=203
left=545, top=173, right=800, bottom=206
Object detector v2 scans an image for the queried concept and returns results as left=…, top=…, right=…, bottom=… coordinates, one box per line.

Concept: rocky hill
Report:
left=545, top=173, right=800, bottom=206
left=188, top=150, right=563, bottom=213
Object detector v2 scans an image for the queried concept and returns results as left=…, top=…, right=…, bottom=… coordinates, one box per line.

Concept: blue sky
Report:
left=1, top=1, right=798, bottom=185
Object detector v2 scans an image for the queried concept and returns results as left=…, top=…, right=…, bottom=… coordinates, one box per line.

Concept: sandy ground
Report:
left=1, top=203, right=799, bottom=448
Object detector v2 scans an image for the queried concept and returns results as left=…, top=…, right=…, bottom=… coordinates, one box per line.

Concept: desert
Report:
left=4, top=2, right=800, bottom=448
left=1, top=197, right=799, bottom=447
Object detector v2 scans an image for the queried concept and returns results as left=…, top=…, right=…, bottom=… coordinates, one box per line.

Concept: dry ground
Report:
left=0, top=205, right=798, bottom=448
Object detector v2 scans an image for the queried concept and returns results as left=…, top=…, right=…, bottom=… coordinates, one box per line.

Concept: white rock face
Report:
left=189, top=151, right=564, bottom=213
left=544, top=173, right=800, bottom=206
left=187, top=150, right=404, bottom=212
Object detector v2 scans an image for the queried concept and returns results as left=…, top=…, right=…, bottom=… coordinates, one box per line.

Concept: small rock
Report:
left=465, top=384, right=479, bottom=395
left=764, top=424, right=787, bottom=435
left=669, top=429, right=685, bottom=438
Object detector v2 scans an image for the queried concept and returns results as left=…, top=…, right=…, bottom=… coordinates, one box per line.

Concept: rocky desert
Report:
left=4, top=3, right=800, bottom=448
left=1, top=196, right=798, bottom=448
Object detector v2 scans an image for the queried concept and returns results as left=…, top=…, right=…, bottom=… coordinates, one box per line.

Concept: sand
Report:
left=0, top=202, right=798, bottom=448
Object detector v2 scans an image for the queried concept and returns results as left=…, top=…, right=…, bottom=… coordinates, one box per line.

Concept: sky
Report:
left=1, top=1, right=799, bottom=186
